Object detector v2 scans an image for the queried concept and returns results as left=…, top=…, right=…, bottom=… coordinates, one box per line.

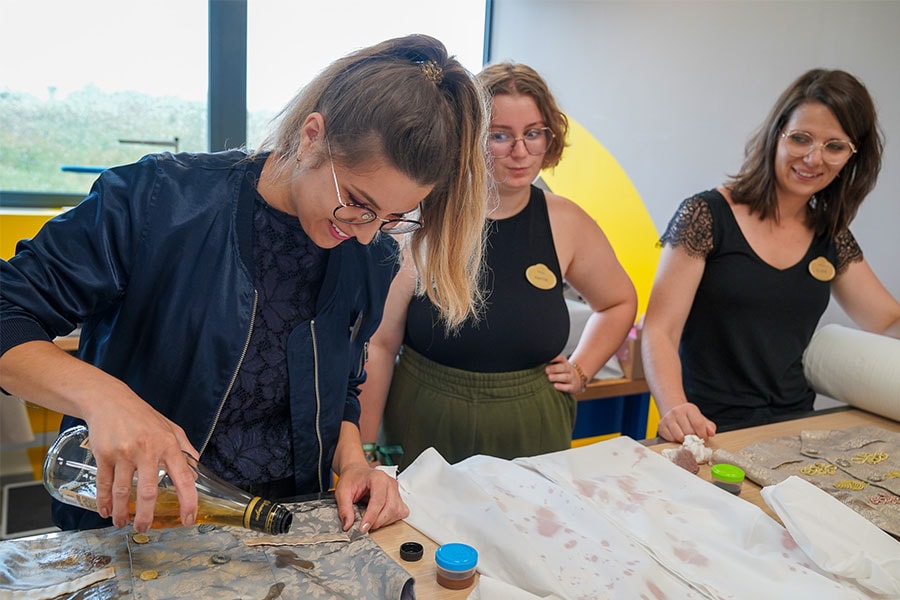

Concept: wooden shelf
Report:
left=575, top=377, right=649, bottom=401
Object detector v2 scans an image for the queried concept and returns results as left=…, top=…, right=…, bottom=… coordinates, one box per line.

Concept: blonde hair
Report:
left=258, top=34, right=490, bottom=328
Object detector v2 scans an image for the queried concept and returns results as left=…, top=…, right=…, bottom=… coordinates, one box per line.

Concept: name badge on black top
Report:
left=525, top=263, right=557, bottom=290
left=808, top=256, right=836, bottom=282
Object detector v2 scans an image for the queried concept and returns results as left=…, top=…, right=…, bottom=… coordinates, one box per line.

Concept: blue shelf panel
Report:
left=573, top=393, right=651, bottom=441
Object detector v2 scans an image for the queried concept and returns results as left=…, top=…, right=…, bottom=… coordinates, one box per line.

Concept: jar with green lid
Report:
left=710, top=463, right=745, bottom=495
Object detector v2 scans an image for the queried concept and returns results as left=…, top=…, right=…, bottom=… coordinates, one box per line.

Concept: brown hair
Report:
left=477, top=62, right=569, bottom=169
left=259, top=34, right=490, bottom=328
left=729, top=68, right=883, bottom=237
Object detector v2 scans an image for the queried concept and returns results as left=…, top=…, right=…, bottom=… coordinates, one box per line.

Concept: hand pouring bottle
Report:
left=43, top=425, right=292, bottom=534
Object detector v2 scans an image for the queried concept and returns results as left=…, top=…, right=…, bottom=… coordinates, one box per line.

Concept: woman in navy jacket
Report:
left=0, top=35, right=490, bottom=534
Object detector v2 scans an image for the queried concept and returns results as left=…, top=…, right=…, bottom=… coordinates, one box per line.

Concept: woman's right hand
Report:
left=0, top=340, right=201, bottom=532
left=83, top=391, right=200, bottom=532
left=656, top=402, right=716, bottom=443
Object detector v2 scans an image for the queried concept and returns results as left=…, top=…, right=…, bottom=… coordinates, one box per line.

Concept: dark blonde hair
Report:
left=729, top=68, right=883, bottom=237
left=259, top=35, right=490, bottom=328
left=477, top=62, right=569, bottom=169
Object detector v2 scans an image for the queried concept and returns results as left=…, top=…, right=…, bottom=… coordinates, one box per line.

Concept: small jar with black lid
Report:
left=434, top=543, right=478, bottom=590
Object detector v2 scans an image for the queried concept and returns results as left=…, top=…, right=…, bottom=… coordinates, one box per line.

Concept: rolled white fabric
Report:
left=803, top=324, right=900, bottom=420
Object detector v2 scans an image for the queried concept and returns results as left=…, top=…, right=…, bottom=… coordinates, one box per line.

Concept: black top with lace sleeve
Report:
left=657, top=189, right=863, bottom=429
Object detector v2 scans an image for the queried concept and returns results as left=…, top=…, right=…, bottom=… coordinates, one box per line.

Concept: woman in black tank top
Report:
left=358, top=63, right=637, bottom=469
left=643, top=69, right=900, bottom=444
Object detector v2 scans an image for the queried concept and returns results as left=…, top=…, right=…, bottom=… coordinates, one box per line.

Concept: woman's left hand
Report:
left=333, top=463, right=409, bottom=533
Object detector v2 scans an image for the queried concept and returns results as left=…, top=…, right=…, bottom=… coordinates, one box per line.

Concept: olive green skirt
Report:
left=381, top=346, right=577, bottom=470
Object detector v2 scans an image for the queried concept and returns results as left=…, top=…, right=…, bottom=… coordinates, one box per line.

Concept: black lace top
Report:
left=659, top=189, right=863, bottom=430
left=661, top=193, right=863, bottom=272
left=204, top=162, right=328, bottom=498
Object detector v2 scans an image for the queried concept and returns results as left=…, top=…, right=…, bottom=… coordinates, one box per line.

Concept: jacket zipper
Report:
left=310, top=319, right=324, bottom=492
left=199, top=290, right=258, bottom=455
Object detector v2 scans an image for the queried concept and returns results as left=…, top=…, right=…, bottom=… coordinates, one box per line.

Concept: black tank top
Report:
left=404, top=185, right=569, bottom=372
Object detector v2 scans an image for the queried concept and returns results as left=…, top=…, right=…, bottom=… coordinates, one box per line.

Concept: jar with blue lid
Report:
left=435, top=542, right=478, bottom=589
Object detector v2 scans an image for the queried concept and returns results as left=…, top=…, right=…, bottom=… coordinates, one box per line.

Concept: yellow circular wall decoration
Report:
left=540, top=116, right=660, bottom=316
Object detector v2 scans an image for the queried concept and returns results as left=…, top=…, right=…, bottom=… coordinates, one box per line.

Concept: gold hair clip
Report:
left=420, top=60, right=443, bottom=84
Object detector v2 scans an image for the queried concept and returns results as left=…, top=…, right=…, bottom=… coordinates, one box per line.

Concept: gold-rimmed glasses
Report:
left=780, top=129, right=857, bottom=165
left=328, top=153, right=422, bottom=235
left=488, top=127, right=555, bottom=158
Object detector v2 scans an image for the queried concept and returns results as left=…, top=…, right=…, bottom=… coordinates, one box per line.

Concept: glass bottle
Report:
left=43, top=426, right=292, bottom=534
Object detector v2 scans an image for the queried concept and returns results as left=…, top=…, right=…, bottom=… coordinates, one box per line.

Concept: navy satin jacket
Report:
left=0, top=150, right=399, bottom=529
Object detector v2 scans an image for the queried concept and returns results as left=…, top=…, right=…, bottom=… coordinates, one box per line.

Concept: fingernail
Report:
left=184, top=513, right=196, bottom=527
left=359, top=521, right=371, bottom=533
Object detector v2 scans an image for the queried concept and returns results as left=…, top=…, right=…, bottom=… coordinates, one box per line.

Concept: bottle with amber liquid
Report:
left=43, top=426, right=292, bottom=534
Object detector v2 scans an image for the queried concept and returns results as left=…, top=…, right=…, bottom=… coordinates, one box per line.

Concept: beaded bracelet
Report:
left=570, top=360, right=589, bottom=393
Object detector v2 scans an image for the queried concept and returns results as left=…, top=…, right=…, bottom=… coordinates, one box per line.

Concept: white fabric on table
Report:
left=762, top=476, right=900, bottom=597
left=400, top=438, right=878, bottom=599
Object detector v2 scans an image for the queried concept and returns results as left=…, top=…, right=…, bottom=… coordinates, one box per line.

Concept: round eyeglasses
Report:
left=329, top=159, right=422, bottom=235
left=488, top=127, right=555, bottom=158
left=780, top=130, right=857, bottom=165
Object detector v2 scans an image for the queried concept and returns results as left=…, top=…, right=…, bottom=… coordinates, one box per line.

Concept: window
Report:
left=0, top=1, right=487, bottom=200
left=0, top=0, right=208, bottom=196
left=246, top=1, right=487, bottom=147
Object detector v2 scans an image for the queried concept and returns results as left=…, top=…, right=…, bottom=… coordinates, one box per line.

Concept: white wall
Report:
left=489, top=0, right=900, bottom=330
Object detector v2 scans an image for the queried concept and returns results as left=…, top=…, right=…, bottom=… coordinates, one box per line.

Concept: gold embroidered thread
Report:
left=799, top=463, right=837, bottom=476
left=850, top=452, right=889, bottom=465
left=833, top=479, right=867, bottom=491
left=882, top=469, right=900, bottom=479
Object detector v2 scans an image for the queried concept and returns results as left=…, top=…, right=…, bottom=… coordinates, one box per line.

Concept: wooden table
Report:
left=371, top=520, right=476, bottom=599
left=645, top=407, right=900, bottom=522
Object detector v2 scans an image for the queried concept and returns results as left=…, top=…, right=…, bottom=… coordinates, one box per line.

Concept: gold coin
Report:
left=139, top=569, right=158, bottom=581
left=808, top=256, right=835, bottom=282
left=524, top=263, right=557, bottom=290
left=132, top=533, right=151, bottom=544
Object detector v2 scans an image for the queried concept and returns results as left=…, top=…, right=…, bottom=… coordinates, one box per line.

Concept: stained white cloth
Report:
left=804, top=324, right=900, bottom=420
left=400, top=438, right=879, bottom=599
left=761, top=476, right=900, bottom=597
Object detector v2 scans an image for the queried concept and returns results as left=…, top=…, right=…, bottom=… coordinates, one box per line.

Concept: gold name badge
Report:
left=808, top=256, right=835, bottom=282
left=525, top=263, right=557, bottom=290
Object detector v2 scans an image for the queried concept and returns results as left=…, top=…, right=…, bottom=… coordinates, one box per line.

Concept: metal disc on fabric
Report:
left=808, top=256, right=835, bottom=282
left=525, top=263, right=557, bottom=290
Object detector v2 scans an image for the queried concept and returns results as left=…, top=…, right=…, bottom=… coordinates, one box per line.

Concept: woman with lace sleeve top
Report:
left=642, top=69, right=900, bottom=443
